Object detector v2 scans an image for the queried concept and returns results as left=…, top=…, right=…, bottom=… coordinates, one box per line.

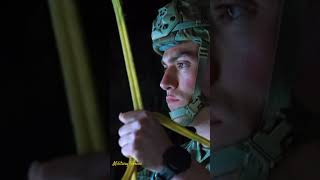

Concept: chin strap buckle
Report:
left=185, top=96, right=204, bottom=117
left=249, top=115, right=293, bottom=168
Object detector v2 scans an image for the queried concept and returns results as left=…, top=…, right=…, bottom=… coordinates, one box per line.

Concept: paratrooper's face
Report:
left=160, top=41, right=199, bottom=113
left=210, top=0, right=283, bottom=149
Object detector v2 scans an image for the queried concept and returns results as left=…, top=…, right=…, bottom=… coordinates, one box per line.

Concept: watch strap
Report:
left=158, top=145, right=192, bottom=179
left=158, top=166, right=176, bottom=180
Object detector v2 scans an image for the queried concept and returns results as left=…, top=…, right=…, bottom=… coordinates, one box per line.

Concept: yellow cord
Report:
left=48, top=0, right=107, bottom=154
left=111, top=0, right=210, bottom=179
left=153, top=113, right=210, bottom=147
left=111, top=0, right=141, bottom=179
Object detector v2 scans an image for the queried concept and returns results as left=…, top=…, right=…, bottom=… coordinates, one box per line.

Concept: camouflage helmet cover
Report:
left=151, top=0, right=209, bottom=55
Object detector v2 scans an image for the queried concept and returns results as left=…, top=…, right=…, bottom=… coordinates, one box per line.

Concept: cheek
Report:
left=244, top=49, right=275, bottom=91
left=186, top=77, right=197, bottom=90
left=198, top=63, right=211, bottom=97
left=217, top=50, right=274, bottom=104
left=182, top=74, right=197, bottom=93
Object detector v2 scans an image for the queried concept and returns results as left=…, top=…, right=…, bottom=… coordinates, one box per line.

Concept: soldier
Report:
left=118, top=0, right=211, bottom=179
left=28, top=0, right=211, bottom=179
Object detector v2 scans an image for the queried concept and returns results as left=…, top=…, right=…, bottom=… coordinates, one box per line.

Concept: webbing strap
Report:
left=172, top=21, right=209, bottom=32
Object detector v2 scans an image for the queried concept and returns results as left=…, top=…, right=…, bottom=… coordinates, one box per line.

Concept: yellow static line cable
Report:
left=153, top=113, right=210, bottom=147
left=48, top=0, right=106, bottom=154
left=111, top=0, right=141, bottom=179
left=111, top=0, right=211, bottom=179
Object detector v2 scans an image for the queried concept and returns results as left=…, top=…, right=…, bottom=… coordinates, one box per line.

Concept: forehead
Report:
left=212, top=0, right=281, bottom=9
left=162, top=41, right=199, bottom=63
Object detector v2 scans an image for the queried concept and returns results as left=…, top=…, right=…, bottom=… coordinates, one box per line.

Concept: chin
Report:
left=168, top=101, right=188, bottom=111
left=168, top=106, right=174, bottom=112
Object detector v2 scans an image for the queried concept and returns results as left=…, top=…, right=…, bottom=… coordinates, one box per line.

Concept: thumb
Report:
left=28, top=161, right=43, bottom=180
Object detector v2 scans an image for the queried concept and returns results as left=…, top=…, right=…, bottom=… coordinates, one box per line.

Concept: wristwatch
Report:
left=157, top=145, right=191, bottom=180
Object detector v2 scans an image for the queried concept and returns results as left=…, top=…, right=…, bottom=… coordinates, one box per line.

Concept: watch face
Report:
left=164, top=146, right=191, bottom=173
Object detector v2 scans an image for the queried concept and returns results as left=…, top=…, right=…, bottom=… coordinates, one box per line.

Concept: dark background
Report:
left=1, top=0, right=170, bottom=179
left=2, top=0, right=320, bottom=179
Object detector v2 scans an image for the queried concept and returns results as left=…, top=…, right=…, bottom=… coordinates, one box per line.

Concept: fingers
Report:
left=121, top=143, right=136, bottom=158
left=118, top=121, right=141, bottom=137
left=28, top=161, right=43, bottom=180
left=119, top=112, right=134, bottom=124
left=118, top=110, right=151, bottom=124
left=118, top=110, right=159, bottom=161
left=119, top=132, right=136, bottom=147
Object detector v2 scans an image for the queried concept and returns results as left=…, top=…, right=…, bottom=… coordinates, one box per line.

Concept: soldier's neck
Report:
left=191, top=107, right=210, bottom=146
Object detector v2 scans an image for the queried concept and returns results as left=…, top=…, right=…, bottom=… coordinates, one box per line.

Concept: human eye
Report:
left=226, top=5, right=248, bottom=19
left=213, top=1, right=257, bottom=24
left=176, top=61, right=190, bottom=70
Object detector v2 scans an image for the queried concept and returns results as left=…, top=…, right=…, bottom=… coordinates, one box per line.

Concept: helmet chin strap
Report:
left=169, top=86, right=205, bottom=126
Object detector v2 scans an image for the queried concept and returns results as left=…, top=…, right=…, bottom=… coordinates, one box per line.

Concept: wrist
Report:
left=157, top=145, right=191, bottom=180
left=154, top=143, right=173, bottom=172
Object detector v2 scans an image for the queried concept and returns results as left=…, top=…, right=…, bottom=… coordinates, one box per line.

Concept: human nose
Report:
left=160, top=68, right=178, bottom=91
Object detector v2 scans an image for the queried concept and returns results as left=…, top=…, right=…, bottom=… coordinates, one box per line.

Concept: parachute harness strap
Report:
left=111, top=0, right=210, bottom=180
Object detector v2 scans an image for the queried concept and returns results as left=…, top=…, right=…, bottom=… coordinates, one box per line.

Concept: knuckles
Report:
left=119, top=110, right=155, bottom=159
left=137, top=110, right=154, bottom=126
left=121, top=147, right=128, bottom=157
left=140, top=110, right=151, bottom=118
left=119, top=130, right=143, bottom=157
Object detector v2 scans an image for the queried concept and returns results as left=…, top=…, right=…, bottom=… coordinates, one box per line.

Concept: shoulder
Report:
left=137, top=167, right=157, bottom=180
left=269, top=141, right=320, bottom=180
